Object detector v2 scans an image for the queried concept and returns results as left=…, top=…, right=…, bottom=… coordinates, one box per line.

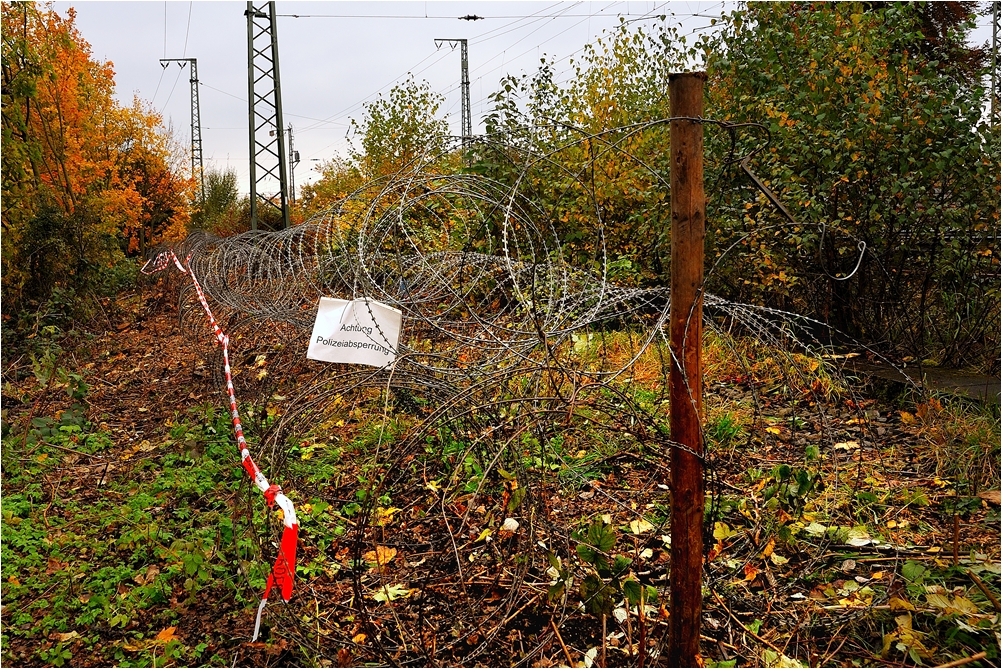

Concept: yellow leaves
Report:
left=760, top=537, right=776, bottom=559
left=881, top=613, right=934, bottom=661
left=375, top=506, right=401, bottom=527
left=889, top=596, right=915, bottom=611
left=363, top=545, right=397, bottom=567
left=122, top=627, right=178, bottom=653
left=629, top=518, right=655, bottom=535
left=925, top=592, right=979, bottom=617
left=371, top=583, right=413, bottom=603
left=713, top=522, right=736, bottom=541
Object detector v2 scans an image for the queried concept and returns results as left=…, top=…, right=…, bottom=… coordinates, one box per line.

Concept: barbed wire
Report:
left=148, top=124, right=918, bottom=665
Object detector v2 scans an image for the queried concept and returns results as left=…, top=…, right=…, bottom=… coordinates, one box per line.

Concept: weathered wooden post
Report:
left=667, top=71, right=706, bottom=667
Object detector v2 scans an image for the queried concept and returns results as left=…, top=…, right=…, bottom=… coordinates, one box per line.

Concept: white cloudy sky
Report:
left=52, top=1, right=994, bottom=197
left=52, top=1, right=734, bottom=195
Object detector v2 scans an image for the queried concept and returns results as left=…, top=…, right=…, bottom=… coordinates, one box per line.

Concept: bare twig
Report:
left=966, top=570, right=1001, bottom=612
left=550, top=618, right=574, bottom=667
left=601, top=612, right=607, bottom=668
left=933, top=651, right=987, bottom=668
left=712, top=590, right=786, bottom=656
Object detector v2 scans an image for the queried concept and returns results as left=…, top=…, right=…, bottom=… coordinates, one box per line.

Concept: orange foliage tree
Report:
left=2, top=1, right=193, bottom=320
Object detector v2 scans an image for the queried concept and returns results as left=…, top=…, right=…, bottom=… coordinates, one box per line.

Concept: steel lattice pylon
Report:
left=160, top=58, right=204, bottom=203
left=993, top=1, right=1000, bottom=119
left=435, top=38, right=471, bottom=153
left=246, top=1, right=289, bottom=230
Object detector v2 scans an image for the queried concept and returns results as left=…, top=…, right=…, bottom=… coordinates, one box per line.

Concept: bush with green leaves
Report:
left=705, top=2, right=1000, bottom=370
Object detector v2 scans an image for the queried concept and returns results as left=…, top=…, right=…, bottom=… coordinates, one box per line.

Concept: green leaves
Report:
left=623, top=578, right=658, bottom=607
left=575, top=518, right=617, bottom=569
left=704, top=1, right=999, bottom=370
left=580, top=573, right=615, bottom=616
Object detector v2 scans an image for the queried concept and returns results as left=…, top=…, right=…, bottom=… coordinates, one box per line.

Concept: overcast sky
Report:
left=51, top=1, right=995, bottom=198
left=50, top=1, right=736, bottom=196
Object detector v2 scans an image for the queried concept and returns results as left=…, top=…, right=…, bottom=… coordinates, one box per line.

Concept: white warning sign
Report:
left=307, top=297, right=402, bottom=368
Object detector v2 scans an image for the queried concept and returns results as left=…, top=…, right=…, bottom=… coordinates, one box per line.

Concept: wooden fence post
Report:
left=667, top=71, right=707, bottom=668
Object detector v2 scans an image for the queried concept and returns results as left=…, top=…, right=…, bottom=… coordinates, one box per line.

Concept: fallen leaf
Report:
left=155, top=627, right=177, bottom=643
left=888, top=597, right=915, bottom=611
left=499, top=517, right=520, bottom=536
left=761, top=537, right=776, bottom=559
left=372, top=583, right=412, bottom=603
left=926, top=593, right=979, bottom=616
left=805, top=522, right=827, bottom=536
left=630, top=518, right=655, bottom=535
left=977, top=490, right=1001, bottom=506
left=713, top=522, right=736, bottom=541
left=363, top=545, right=397, bottom=567
left=375, top=506, right=401, bottom=526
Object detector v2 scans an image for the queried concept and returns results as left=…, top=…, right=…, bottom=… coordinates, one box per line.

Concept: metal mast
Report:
left=435, top=38, right=471, bottom=150
left=160, top=58, right=204, bottom=203
left=993, top=1, right=1000, bottom=119
left=246, top=1, right=289, bottom=230
left=287, top=124, right=300, bottom=205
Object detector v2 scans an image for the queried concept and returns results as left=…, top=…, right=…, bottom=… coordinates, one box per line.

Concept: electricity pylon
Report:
left=287, top=124, right=300, bottom=206
left=246, top=1, right=289, bottom=230
left=160, top=58, right=204, bottom=203
left=993, top=1, right=1000, bottom=119
left=435, top=38, right=471, bottom=151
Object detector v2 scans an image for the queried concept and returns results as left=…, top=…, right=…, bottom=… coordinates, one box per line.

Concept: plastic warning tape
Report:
left=142, top=250, right=298, bottom=641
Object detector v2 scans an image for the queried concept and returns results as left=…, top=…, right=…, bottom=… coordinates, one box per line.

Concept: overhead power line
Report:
left=276, top=12, right=646, bottom=20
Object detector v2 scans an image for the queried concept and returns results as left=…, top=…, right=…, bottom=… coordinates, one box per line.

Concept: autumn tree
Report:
left=349, top=75, right=451, bottom=180
left=298, top=155, right=365, bottom=217
left=300, top=76, right=454, bottom=227
left=1, top=1, right=192, bottom=324
left=483, top=20, right=694, bottom=283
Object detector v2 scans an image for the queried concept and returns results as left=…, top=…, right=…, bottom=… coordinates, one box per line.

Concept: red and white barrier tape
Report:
left=142, top=250, right=298, bottom=641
